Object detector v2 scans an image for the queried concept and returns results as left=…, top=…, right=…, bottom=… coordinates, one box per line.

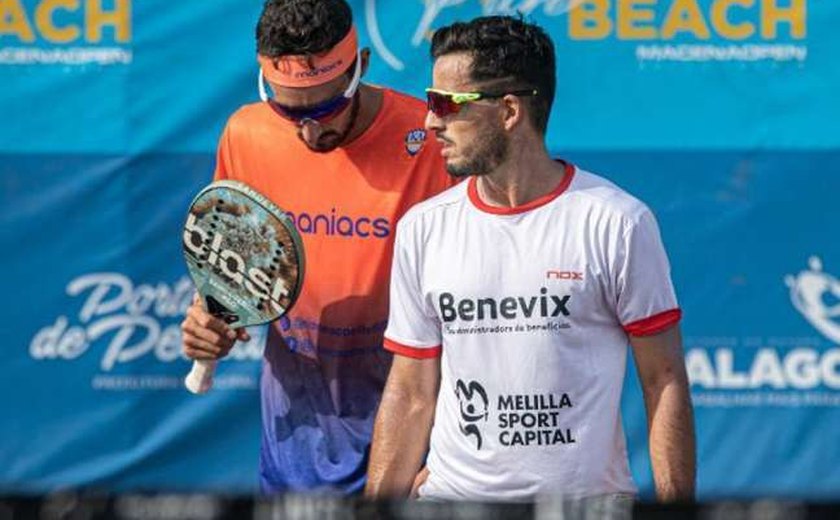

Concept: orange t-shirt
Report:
left=214, top=87, right=453, bottom=492
left=216, top=88, right=451, bottom=355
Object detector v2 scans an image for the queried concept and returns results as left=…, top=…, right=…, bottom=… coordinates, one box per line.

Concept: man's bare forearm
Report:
left=632, top=326, right=696, bottom=502
left=365, top=356, right=439, bottom=498
left=645, top=373, right=696, bottom=502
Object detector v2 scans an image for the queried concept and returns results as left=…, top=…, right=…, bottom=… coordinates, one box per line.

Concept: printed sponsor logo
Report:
left=455, top=379, right=489, bottom=450
left=183, top=213, right=291, bottom=315
left=498, top=392, right=575, bottom=447
left=285, top=208, right=390, bottom=239
left=785, top=256, right=840, bottom=344
left=687, top=346, right=840, bottom=390
left=365, top=0, right=808, bottom=68
left=275, top=317, right=388, bottom=360
left=453, top=380, right=577, bottom=449
left=29, top=272, right=262, bottom=391
left=686, top=343, right=840, bottom=408
left=0, top=0, right=133, bottom=65
left=439, top=288, right=573, bottom=336
left=546, top=270, right=584, bottom=281
left=439, top=289, right=571, bottom=321
left=294, top=58, right=343, bottom=79
left=686, top=256, right=840, bottom=408
left=404, top=128, right=427, bottom=156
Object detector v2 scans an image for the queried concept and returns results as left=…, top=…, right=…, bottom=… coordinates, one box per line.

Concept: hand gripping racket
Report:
left=181, top=180, right=304, bottom=394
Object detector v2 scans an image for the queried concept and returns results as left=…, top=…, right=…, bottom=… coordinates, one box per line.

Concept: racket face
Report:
left=182, top=180, right=305, bottom=328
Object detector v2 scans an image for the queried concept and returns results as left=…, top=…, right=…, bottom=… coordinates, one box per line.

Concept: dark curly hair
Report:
left=256, top=0, right=353, bottom=57
left=430, top=16, right=556, bottom=134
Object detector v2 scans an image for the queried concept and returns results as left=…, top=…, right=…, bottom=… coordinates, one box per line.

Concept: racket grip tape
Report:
left=185, top=359, right=217, bottom=394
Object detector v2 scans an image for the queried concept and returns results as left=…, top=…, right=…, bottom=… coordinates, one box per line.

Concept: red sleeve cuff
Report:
left=384, top=338, right=442, bottom=359
left=623, top=308, right=682, bottom=337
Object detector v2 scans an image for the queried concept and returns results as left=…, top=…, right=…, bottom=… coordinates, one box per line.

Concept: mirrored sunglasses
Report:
left=425, top=88, right=538, bottom=118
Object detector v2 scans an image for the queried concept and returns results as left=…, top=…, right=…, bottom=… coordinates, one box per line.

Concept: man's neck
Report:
left=342, top=84, right=383, bottom=145
left=476, top=140, right=567, bottom=209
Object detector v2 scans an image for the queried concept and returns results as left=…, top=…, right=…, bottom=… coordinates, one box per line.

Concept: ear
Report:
left=500, top=94, right=526, bottom=132
left=360, top=47, right=371, bottom=77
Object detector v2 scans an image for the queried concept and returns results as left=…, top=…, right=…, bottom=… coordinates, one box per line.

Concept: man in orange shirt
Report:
left=180, top=0, right=452, bottom=494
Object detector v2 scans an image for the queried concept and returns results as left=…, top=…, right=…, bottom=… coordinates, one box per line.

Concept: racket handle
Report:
left=185, top=359, right=217, bottom=394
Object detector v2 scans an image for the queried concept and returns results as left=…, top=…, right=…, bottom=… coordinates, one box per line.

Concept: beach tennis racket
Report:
left=181, top=180, right=304, bottom=394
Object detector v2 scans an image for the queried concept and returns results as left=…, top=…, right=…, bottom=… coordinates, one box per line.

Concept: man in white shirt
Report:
left=364, top=16, right=695, bottom=503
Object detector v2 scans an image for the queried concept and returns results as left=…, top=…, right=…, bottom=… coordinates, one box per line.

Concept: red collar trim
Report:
left=467, top=162, right=576, bottom=215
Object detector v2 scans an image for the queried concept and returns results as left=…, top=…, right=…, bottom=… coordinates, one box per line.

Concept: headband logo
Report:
left=258, top=26, right=358, bottom=87
left=294, top=59, right=344, bottom=79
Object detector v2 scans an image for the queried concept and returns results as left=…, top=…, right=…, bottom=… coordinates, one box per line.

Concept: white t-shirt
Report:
left=383, top=164, right=681, bottom=501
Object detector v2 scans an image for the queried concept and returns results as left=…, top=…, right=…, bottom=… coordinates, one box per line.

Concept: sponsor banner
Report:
left=0, top=1, right=258, bottom=154
left=0, top=0, right=838, bottom=500
left=0, top=154, right=264, bottom=493
left=4, top=150, right=836, bottom=497
left=2, top=1, right=838, bottom=152
left=362, top=0, right=840, bottom=150
left=568, top=150, right=840, bottom=500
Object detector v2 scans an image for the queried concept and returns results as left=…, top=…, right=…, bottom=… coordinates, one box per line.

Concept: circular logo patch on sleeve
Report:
left=405, top=128, right=427, bottom=156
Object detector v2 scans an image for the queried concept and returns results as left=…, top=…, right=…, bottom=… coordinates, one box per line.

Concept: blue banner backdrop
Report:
left=1, top=0, right=838, bottom=499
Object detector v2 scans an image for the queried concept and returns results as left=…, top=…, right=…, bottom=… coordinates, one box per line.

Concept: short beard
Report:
left=296, top=92, right=360, bottom=154
left=301, top=131, right=344, bottom=153
left=445, top=124, right=509, bottom=178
